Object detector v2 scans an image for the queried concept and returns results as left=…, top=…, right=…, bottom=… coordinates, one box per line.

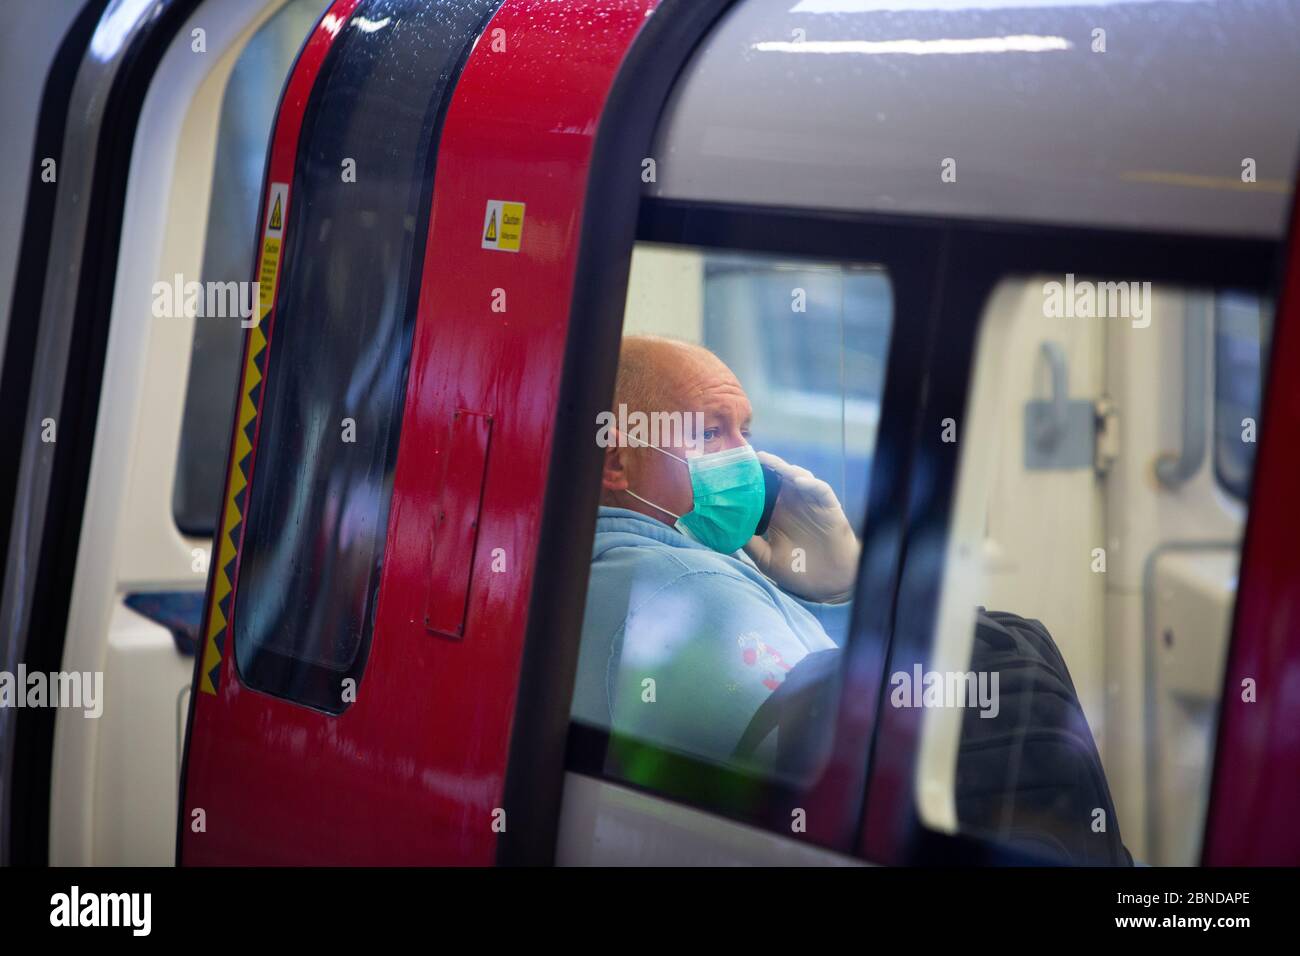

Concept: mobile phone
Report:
left=755, top=463, right=782, bottom=536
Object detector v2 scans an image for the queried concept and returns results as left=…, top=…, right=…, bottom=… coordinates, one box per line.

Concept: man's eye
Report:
left=703, top=429, right=719, bottom=441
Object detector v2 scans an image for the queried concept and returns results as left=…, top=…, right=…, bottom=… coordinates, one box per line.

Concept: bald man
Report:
left=571, top=336, right=862, bottom=768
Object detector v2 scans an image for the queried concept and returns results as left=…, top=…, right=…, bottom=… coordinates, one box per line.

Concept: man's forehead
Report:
left=666, top=358, right=741, bottom=399
left=623, top=337, right=749, bottom=419
left=681, top=381, right=752, bottom=425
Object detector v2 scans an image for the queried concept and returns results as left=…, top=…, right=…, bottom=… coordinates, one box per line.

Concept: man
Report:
left=571, top=335, right=862, bottom=767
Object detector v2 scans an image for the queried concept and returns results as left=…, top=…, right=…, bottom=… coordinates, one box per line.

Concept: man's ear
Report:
left=601, top=443, right=629, bottom=492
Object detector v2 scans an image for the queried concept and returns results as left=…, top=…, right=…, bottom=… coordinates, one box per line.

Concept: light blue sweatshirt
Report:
left=571, top=506, right=850, bottom=764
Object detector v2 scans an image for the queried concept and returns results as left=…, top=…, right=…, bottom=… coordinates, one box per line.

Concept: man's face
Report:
left=605, top=344, right=753, bottom=523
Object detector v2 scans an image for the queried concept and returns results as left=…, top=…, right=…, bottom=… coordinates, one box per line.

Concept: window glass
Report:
left=915, top=274, right=1270, bottom=865
left=570, top=241, right=893, bottom=793
left=1214, top=291, right=1271, bottom=500
left=701, top=257, right=890, bottom=532
left=232, top=0, right=499, bottom=712
left=172, top=0, right=329, bottom=538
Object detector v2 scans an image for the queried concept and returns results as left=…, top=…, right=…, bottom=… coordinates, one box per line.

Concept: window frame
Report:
left=861, top=218, right=1281, bottom=867
left=559, top=196, right=945, bottom=855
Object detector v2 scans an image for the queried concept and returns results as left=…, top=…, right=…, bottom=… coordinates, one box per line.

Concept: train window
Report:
left=913, top=274, right=1271, bottom=866
left=1213, top=291, right=1272, bottom=501
left=172, top=0, right=328, bottom=538
left=570, top=241, right=892, bottom=793
left=232, top=3, right=467, bottom=713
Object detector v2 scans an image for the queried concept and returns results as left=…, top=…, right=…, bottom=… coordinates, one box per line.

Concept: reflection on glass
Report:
left=917, top=274, right=1271, bottom=866
left=1214, top=291, right=1270, bottom=500
left=571, top=243, right=894, bottom=801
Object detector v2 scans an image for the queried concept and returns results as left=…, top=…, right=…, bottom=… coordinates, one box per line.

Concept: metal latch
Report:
left=1024, top=341, right=1114, bottom=473
left=1094, top=395, right=1119, bottom=475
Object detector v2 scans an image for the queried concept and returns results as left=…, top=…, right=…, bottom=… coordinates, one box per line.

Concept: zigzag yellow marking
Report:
left=238, top=396, right=258, bottom=436
left=199, top=245, right=277, bottom=694
left=213, top=559, right=232, bottom=603
left=218, top=530, right=237, bottom=579
left=223, top=494, right=243, bottom=534
left=207, top=601, right=226, bottom=639
left=200, top=577, right=227, bottom=694
left=229, top=461, right=247, bottom=496
left=200, top=651, right=219, bottom=695
left=249, top=326, right=267, bottom=366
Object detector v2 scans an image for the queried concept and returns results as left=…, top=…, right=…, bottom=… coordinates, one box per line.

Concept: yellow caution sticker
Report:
left=481, top=199, right=525, bottom=253
left=265, top=182, right=287, bottom=239
left=258, top=240, right=280, bottom=319
left=257, top=183, right=288, bottom=321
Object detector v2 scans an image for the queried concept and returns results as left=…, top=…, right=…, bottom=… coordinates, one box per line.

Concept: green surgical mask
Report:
left=625, top=441, right=766, bottom=555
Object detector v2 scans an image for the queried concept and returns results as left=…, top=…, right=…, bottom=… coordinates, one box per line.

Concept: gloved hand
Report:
left=744, top=451, right=860, bottom=603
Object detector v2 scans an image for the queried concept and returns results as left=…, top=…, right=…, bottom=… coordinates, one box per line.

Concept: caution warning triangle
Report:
left=484, top=210, right=497, bottom=242
left=269, top=195, right=282, bottom=231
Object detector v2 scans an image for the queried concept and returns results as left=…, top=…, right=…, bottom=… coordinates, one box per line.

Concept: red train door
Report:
left=178, top=0, right=727, bottom=864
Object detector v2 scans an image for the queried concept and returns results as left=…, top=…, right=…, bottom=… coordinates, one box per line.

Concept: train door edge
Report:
left=0, top=0, right=207, bottom=867
left=1203, top=168, right=1300, bottom=865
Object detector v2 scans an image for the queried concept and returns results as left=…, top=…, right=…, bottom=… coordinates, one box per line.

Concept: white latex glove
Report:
left=744, top=451, right=861, bottom=603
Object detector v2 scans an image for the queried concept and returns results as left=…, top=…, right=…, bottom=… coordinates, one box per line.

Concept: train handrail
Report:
left=1154, top=295, right=1211, bottom=488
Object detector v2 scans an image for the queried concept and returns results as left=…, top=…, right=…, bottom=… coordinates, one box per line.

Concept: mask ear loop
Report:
left=614, top=427, right=689, bottom=520
left=620, top=429, right=689, bottom=463
left=623, top=488, right=682, bottom=521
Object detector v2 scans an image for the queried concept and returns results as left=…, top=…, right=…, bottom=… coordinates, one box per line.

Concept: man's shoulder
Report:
left=593, top=530, right=748, bottom=587
left=594, top=542, right=787, bottom=640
